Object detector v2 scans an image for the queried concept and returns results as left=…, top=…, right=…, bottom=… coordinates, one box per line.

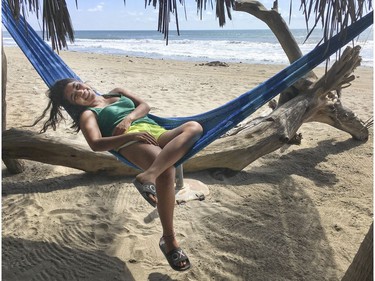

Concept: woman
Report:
left=34, top=78, right=203, bottom=271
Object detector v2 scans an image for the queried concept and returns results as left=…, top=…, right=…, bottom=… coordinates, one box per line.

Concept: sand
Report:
left=2, top=46, right=373, bottom=281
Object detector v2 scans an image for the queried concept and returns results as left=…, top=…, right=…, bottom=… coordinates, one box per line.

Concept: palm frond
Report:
left=146, top=0, right=235, bottom=43
left=364, top=117, right=374, bottom=129
left=7, top=0, right=76, bottom=51
left=7, top=0, right=40, bottom=19
left=299, top=0, right=373, bottom=42
left=42, top=0, right=75, bottom=50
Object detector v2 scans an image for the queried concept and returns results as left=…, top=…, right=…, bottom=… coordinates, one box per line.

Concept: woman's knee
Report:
left=185, top=121, right=203, bottom=137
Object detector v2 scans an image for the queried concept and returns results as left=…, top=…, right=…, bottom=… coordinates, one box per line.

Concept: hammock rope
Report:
left=2, top=0, right=373, bottom=168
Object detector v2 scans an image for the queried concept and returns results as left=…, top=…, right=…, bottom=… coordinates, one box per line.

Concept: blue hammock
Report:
left=2, top=0, right=373, bottom=169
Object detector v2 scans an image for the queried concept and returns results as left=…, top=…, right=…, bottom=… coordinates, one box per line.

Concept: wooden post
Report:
left=175, top=165, right=184, bottom=190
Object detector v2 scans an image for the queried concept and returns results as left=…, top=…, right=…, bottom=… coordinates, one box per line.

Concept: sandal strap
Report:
left=166, top=247, right=189, bottom=264
left=159, top=240, right=191, bottom=271
left=142, top=183, right=156, bottom=194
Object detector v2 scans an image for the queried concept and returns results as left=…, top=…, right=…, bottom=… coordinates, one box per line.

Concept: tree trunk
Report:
left=235, top=0, right=303, bottom=63
left=2, top=43, right=24, bottom=174
left=2, top=45, right=6, bottom=132
left=341, top=223, right=373, bottom=281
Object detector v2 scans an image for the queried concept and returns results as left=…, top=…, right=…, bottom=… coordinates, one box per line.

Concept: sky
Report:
left=25, top=0, right=313, bottom=31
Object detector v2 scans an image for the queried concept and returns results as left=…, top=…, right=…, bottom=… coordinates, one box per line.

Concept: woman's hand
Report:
left=112, top=118, right=132, bottom=136
left=128, top=132, right=159, bottom=146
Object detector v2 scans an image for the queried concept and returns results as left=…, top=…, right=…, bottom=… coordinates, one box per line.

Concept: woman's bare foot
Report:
left=136, top=172, right=156, bottom=187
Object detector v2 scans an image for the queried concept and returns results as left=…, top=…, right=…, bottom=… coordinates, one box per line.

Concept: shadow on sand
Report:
left=2, top=237, right=136, bottom=281
left=183, top=138, right=364, bottom=280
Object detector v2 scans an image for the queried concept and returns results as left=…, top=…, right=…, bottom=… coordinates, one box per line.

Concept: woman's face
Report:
left=63, top=81, right=96, bottom=106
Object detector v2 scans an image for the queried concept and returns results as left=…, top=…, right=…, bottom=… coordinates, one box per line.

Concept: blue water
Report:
left=3, top=28, right=373, bottom=66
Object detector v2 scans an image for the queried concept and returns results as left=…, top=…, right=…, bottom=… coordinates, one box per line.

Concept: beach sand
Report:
left=2, top=47, right=373, bottom=281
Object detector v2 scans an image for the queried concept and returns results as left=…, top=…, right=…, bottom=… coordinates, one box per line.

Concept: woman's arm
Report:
left=110, top=87, right=150, bottom=122
left=79, top=110, right=158, bottom=151
left=109, top=87, right=151, bottom=136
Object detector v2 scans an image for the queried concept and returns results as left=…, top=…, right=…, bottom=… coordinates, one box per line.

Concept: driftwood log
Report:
left=341, top=223, right=374, bottom=281
left=2, top=45, right=369, bottom=177
left=3, top=129, right=140, bottom=176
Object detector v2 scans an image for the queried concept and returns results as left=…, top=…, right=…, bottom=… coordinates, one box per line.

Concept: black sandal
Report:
left=159, top=234, right=191, bottom=271
left=133, top=179, right=157, bottom=207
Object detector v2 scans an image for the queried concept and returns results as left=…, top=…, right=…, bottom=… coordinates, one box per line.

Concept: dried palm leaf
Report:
left=42, top=0, right=76, bottom=51
left=7, top=0, right=77, bottom=51
left=299, top=0, right=372, bottom=42
left=146, top=0, right=234, bottom=44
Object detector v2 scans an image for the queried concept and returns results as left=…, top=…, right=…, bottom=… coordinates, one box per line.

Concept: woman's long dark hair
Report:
left=31, top=78, right=88, bottom=133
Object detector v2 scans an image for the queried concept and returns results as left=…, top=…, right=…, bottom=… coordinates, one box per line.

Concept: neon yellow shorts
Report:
left=116, top=122, right=167, bottom=151
left=127, top=123, right=167, bottom=140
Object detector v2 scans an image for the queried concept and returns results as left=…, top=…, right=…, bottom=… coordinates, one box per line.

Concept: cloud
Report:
left=88, top=3, right=104, bottom=12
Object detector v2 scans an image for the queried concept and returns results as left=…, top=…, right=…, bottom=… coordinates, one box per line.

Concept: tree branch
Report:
left=234, top=0, right=303, bottom=63
left=233, top=0, right=317, bottom=107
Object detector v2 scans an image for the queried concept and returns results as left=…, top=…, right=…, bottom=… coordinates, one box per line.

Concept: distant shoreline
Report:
left=4, top=45, right=373, bottom=69
left=3, top=28, right=373, bottom=66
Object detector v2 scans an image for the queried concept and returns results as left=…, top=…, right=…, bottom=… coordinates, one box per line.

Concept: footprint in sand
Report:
left=93, top=222, right=113, bottom=245
left=48, top=208, right=83, bottom=223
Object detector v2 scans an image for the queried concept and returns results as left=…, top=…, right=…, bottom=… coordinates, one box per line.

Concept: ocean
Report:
left=2, top=28, right=373, bottom=67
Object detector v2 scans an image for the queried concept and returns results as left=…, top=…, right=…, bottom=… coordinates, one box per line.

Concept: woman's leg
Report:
left=136, top=121, right=203, bottom=185
left=120, top=143, right=186, bottom=267
left=155, top=166, right=177, bottom=240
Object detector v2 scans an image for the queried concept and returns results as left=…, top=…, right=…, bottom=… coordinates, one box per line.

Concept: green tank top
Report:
left=88, top=95, right=158, bottom=137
